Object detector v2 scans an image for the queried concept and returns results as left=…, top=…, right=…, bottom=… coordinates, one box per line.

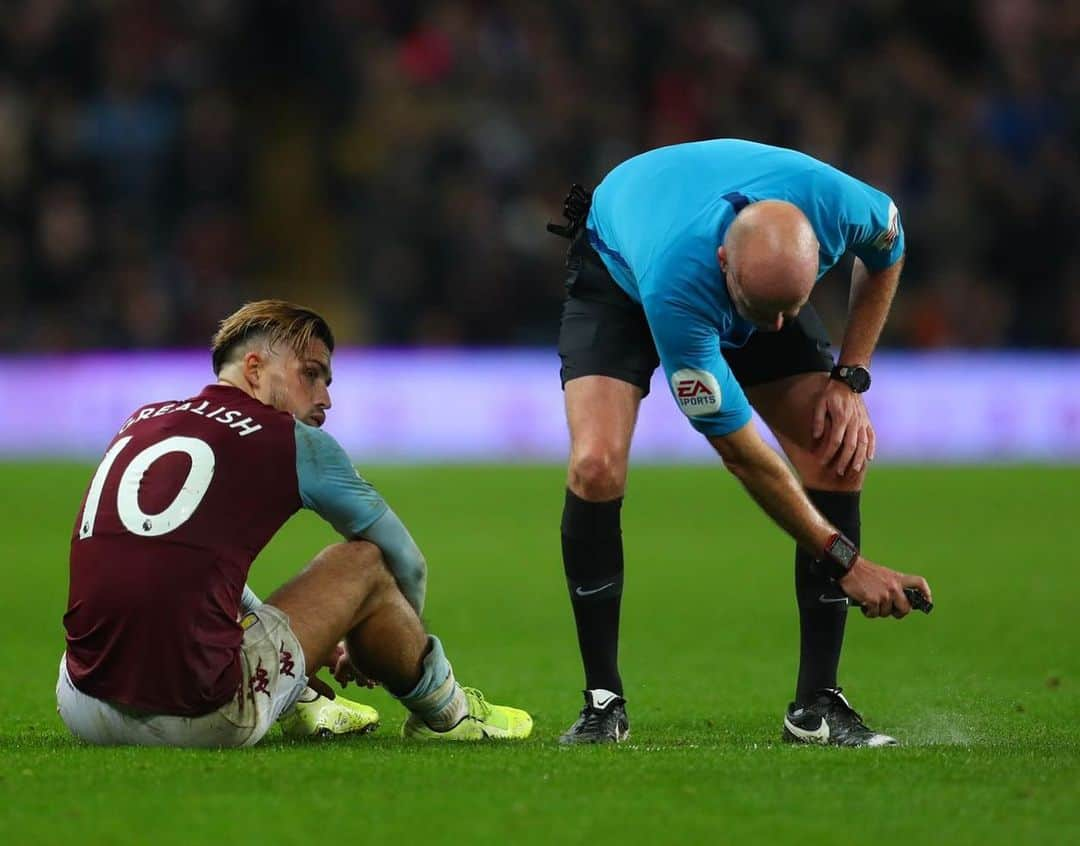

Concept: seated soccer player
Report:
left=57, top=299, right=532, bottom=747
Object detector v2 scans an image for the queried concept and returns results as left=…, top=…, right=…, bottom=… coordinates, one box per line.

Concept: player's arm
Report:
left=357, top=510, right=427, bottom=613
left=294, top=421, right=427, bottom=613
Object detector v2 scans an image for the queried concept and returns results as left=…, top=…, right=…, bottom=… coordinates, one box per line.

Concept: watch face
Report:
left=828, top=535, right=858, bottom=568
left=834, top=543, right=856, bottom=567
left=831, top=365, right=871, bottom=393
left=848, top=367, right=871, bottom=393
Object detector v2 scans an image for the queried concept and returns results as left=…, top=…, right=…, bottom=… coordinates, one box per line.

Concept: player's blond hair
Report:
left=211, top=299, right=335, bottom=374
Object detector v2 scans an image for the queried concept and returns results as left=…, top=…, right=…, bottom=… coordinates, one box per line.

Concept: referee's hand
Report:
left=839, top=558, right=933, bottom=619
left=813, top=381, right=875, bottom=477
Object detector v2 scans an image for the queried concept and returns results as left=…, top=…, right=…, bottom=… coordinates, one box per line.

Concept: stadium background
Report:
left=3, top=0, right=1079, bottom=464
left=3, top=0, right=1078, bottom=352
left=2, top=2, right=1078, bottom=844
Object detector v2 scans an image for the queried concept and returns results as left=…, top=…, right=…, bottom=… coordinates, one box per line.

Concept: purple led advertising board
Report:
left=1, top=350, right=1079, bottom=462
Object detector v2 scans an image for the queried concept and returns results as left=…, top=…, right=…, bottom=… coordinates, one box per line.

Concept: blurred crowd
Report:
left=1, top=0, right=1078, bottom=351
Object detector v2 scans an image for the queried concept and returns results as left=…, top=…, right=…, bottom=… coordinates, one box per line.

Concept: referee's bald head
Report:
left=718, top=200, right=818, bottom=332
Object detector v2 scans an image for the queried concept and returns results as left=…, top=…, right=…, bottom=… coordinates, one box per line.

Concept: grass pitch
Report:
left=2, top=463, right=1077, bottom=845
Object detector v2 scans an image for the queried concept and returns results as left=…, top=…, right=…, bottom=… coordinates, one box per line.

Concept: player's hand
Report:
left=331, top=643, right=379, bottom=689
left=322, top=641, right=347, bottom=673
left=812, top=380, right=875, bottom=477
left=838, top=557, right=933, bottom=619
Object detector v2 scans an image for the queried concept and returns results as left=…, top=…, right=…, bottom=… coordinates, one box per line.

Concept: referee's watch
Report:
left=818, top=532, right=859, bottom=581
left=830, top=363, right=871, bottom=393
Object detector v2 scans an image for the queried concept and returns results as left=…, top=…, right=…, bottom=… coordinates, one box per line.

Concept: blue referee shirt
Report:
left=585, top=139, right=904, bottom=437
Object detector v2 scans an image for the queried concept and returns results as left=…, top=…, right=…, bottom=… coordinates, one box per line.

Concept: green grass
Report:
left=2, top=463, right=1078, bottom=844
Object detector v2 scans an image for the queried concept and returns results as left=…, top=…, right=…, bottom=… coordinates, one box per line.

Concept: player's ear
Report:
left=242, top=349, right=263, bottom=389
left=716, top=245, right=727, bottom=272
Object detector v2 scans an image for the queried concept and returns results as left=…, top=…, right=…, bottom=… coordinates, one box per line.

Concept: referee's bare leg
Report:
left=559, top=375, right=641, bottom=741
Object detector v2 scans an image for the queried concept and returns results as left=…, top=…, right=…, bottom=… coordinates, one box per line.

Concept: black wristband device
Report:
left=830, top=364, right=872, bottom=393
left=817, top=531, right=859, bottom=580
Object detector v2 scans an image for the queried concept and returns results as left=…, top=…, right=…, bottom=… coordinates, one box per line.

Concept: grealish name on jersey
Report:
left=119, top=400, right=264, bottom=437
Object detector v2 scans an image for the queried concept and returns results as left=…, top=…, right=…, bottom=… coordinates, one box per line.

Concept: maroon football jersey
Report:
left=65, top=384, right=302, bottom=715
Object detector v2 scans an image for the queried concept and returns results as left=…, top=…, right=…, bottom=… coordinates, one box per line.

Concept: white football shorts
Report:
left=56, top=603, right=308, bottom=748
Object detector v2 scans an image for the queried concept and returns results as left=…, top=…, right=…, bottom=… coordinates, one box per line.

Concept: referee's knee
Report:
left=797, top=463, right=866, bottom=492
left=568, top=449, right=627, bottom=501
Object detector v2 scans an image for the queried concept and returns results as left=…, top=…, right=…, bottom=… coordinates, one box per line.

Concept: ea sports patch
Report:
left=671, top=369, right=722, bottom=417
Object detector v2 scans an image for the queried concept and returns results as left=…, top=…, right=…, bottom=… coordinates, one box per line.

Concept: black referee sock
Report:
left=561, top=488, right=625, bottom=696
left=794, top=489, right=861, bottom=704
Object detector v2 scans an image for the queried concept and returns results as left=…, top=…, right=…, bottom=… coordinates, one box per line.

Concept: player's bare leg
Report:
left=268, top=541, right=427, bottom=690
left=747, top=372, right=896, bottom=746
left=268, top=540, right=531, bottom=740
left=560, top=375, right=642, bottom=744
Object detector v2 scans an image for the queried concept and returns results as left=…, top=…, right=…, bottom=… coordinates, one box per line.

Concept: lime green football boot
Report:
left=401, top=687, right=533, bottom=741
left=280, top=688, right=379, bottom=739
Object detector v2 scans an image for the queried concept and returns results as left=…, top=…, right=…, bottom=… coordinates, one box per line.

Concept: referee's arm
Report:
left=708, top=422, right=834, bottom=558
left=837, top=254, right=904, bottom=368
left=708, top=421, right=930, bottom=618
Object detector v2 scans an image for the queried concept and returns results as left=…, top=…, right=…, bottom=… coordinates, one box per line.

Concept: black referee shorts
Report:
left=557, top=231, right=836, bottom=396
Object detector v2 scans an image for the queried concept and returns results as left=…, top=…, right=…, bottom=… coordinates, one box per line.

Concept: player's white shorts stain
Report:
left=56, top=604, right=307, bottom=748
